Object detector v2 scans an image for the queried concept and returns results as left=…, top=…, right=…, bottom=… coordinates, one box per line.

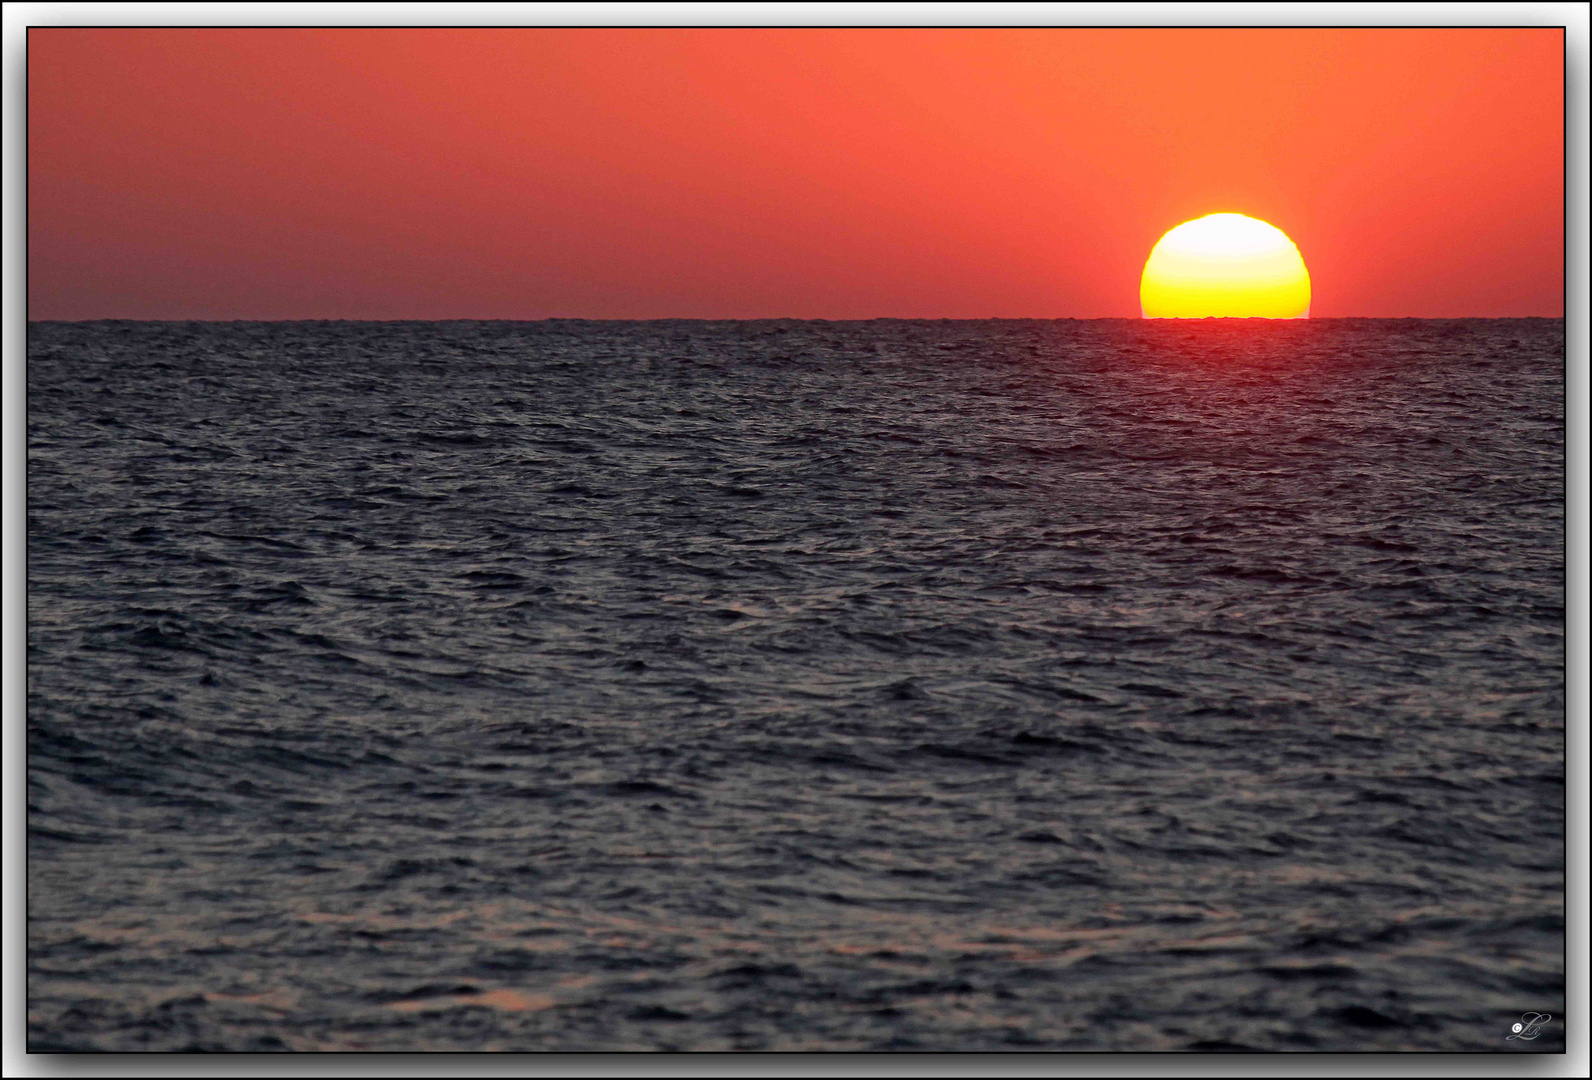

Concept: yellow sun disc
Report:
left=1140, top=213, right=1311, bottom=319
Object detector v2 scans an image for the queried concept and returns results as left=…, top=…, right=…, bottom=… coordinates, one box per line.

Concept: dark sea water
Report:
left=28, top=318, right=1564, bottom=1052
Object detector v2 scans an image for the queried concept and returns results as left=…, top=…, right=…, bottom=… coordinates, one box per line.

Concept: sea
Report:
left=27, top=318, right=1565, bottom=1052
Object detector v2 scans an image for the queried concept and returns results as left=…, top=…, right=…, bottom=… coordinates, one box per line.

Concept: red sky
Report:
left=28, top=28, right=1564, bottom=319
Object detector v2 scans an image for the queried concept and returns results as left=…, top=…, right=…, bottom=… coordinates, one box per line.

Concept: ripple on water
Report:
left=28, top=318, right=1563, bottom=1051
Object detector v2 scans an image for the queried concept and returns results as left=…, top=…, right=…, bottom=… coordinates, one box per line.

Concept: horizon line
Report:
left=26, top=315, right=1567, bottom=324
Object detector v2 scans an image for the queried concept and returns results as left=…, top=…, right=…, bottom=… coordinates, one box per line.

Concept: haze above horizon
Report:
left=28, top=28, right=1565, bottom=321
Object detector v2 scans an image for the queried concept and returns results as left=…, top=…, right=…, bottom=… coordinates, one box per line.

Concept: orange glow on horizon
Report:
left=26, top=28, right=1564, bottom=319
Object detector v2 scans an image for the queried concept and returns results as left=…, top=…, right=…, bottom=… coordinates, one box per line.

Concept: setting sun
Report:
left=23, top=22, right=1566, bottom=1056
left=1140, top=213, right=1311, bottom=319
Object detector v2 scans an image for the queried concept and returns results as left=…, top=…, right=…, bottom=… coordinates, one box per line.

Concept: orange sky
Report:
left=28, top=28, right=1564, bottom=320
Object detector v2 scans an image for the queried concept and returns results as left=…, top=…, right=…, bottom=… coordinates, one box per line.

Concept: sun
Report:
left=1140, top=213, right=1311, bottom=319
